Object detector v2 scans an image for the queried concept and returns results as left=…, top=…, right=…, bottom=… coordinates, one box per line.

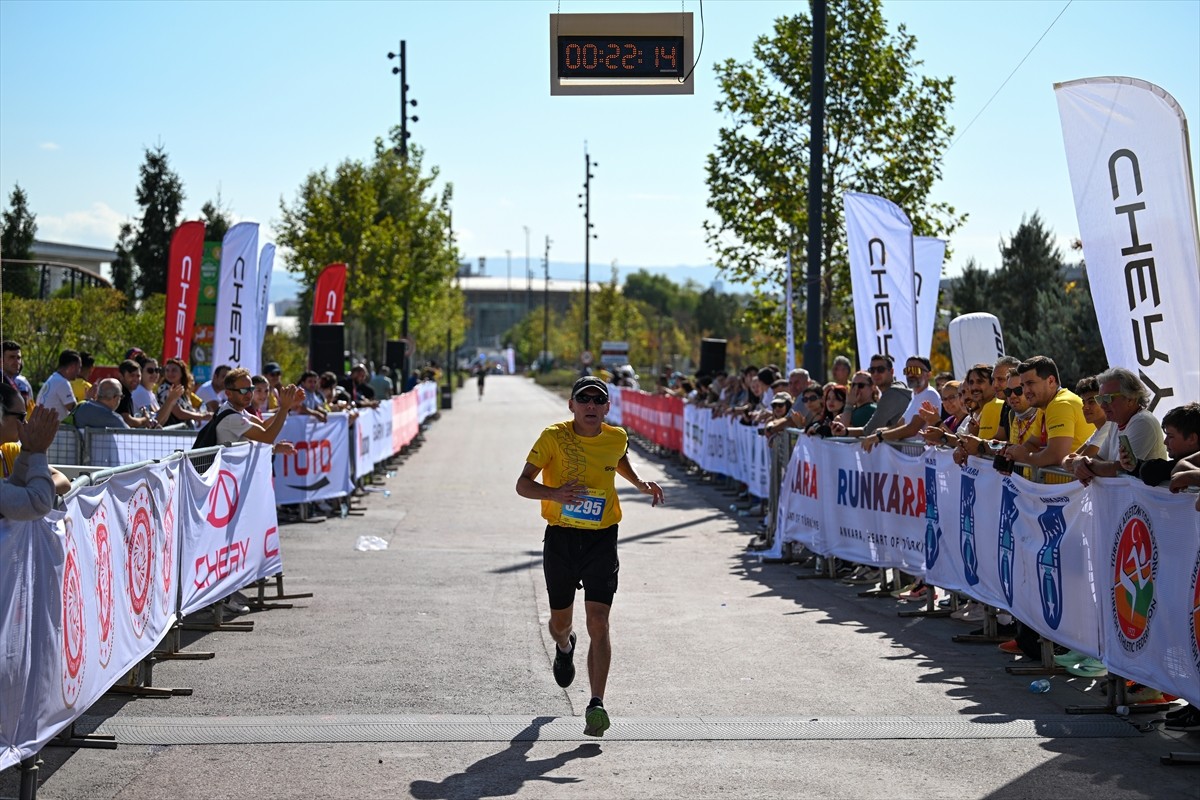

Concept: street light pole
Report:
left=578, top=146, right=597, bottom=357
left=524, top=225, right=531, bottom=314
left=387, top=40, right=419, bottom=380
left=542, top=236, right=552, bottom=371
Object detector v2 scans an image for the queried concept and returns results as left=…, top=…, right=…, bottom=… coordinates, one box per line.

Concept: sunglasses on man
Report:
left=868, top=366, right=890, bottom=374
left=903, top=365, right=927, bottom=377
left=851, top=381, right=871, bottom=389
left=230, top=386, right=254, bottom=396
left=1003, top=386, right=1023, bottom=397
left=574, top=393, right=608, bottom=405
left=1095, top=392, right=1126, bottom=406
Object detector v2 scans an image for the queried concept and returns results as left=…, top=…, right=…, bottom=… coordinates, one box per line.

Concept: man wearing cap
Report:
left=516, top=375, right=665, bottom=738
left=263, top=362, right=283, bottom=411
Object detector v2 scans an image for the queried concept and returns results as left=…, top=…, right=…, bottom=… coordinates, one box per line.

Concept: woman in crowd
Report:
left=157, top=358, right=210, bottom=428
left=806, top=384, right=848, bottom=437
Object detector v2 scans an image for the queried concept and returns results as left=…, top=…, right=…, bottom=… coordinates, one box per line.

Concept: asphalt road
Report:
left=4, top=375, right=1198, bottom=800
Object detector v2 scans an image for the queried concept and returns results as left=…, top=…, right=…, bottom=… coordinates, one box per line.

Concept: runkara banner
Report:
left=1055, top=77, right=1200, bottom=418
left=844, top=191, right=917, bottom=369
left=210, top=222, right=261, bottom=375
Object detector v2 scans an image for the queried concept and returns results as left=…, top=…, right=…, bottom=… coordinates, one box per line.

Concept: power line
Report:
left=949, top=0, right=1073, bottom=151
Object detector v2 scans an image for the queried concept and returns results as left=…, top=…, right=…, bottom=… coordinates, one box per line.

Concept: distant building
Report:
left=459, top=275, right=604, bottom=353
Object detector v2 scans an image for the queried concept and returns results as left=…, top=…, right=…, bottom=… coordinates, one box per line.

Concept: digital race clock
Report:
left=550, top=13, right=694, bottom=97
left=556, top=36, right=685, bottom=79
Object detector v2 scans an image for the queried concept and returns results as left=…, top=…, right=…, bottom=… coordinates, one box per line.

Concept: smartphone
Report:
left=1118, top=434, right=1136, bottom=467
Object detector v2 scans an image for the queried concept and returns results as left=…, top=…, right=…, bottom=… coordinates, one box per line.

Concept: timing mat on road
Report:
left=94, top=714, right=1139, bottom=743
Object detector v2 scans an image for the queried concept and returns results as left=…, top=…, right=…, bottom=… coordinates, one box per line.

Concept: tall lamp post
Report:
left=578, top=146, right=598, bottom=357
left=542, top=236, right=552, bottom=371
left=387, top=41, right=419, bottom=380
left=444, top=208, right=454, bottom=409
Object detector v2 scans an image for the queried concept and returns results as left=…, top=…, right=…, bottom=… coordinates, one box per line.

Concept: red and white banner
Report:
left=177, top=444, right=280, bottom=617
left=162, top=220, right=206, bottom=362
left=1055, top=77, right=1200, bottom=418
left=210, top=222, right=261, bottom=375
left=914, top=237, right=945, bottom=360
left=311, top=263, right=347, bottom=325
left=619, top=390, right=683, bottom=452
left=844, top=192, right=917, bottom=368
left=682, top=405, right=770, bottom=499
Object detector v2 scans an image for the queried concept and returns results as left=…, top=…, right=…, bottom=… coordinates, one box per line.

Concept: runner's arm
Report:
left=516, top=461, right=586, bottom=505
left=616, top=454, right=664, bottom=506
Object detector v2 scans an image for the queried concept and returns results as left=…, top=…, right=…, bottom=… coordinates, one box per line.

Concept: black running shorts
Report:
left=542, top=524, right=619, bottom=610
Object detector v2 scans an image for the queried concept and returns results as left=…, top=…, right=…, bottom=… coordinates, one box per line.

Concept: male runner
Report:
left=516, top=376, right=665, bottom=737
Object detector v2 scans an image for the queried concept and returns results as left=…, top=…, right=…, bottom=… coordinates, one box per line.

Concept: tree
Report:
left=1, top=183, right=39, bottom=298
left=201, top=194, right=232, bottom=242
left=705, top=0, right=963, bottom=363
left=110, top=222, right=137, bottom=304
left=277, top=133, right=464, bottom=368
left=131, top=143, right=185, bottom=299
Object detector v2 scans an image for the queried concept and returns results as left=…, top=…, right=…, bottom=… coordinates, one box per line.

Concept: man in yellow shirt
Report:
left=516, top=376, right=664, bottom=738
left=1007, top=356, right=1095, bottom=468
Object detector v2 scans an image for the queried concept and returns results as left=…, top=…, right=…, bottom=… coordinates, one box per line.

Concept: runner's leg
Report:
left=548, top=604, right=574, bottom=650
left=584, top=600, right=611, bottom=700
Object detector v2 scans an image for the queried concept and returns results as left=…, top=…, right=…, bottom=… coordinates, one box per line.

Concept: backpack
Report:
left=192, top=408, right=240, bottom=451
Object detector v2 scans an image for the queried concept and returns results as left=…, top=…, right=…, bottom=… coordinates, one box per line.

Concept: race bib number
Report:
left=560, top=488, right=608, bottom=529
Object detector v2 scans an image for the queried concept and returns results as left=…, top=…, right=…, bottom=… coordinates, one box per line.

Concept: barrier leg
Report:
left=1067, top=673, right=1171, bottom=716
left=181, top=601, right=255, bottom=632
left=1161, top=752, right=1200, bottom=766
left=105, top=660, right=191, bottom=698
left=1005, top=637, right=1066, bottom=677
left=951, top=605, right=1008, bottom=644
left=17, top=756, right=39, bottom=800
left=795, top=555, right=839, bottom=580
left=898, top=584, right=953, bottom=618
left=152, top=621, right=215, bottom=661
left=250, top=573, right=313, bottom=605
left=46, top=721, right=118, bottom=750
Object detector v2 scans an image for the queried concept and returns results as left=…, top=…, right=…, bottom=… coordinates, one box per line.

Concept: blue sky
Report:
left=1, top=0, right=1197, bottom=300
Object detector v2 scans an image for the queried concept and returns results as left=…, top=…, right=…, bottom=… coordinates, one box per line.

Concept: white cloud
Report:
left=38, top=142, right=60, bottom=151
left=36, top=202, right=127, bottom=247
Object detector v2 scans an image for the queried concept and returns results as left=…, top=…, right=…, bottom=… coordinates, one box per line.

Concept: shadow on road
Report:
left=409, top=717, right=602, bottom=799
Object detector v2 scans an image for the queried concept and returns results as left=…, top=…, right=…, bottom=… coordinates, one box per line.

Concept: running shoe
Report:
left=1164, top=705, right=1200, bottom=732
left=997, top=640, right=1023, bottom=655
left=553, top=632, right=576, bottom=688
left=584, top=703, right=611, bottom=737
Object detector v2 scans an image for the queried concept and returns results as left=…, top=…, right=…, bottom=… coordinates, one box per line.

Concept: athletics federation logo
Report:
left=61, top=519, right=85, bottom=707
left=88, top=502, right=114, bottom=668
left=1190, top=551, right=1200, bottom=672
left=1111, top=503, right=1158, bottom=653
left=126, top=483, right=156, bottom=638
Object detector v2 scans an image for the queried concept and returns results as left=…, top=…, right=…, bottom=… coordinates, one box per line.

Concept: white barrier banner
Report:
left=361, top=405, right=390, bottom=469
left=273, top=414, right=352, bottom=505
left=1092, top=481, right=1200, bottom=706
left=417, top=381, right=439, bottom=422
left=1001, top=472, right=1101, bottom=658
left=774, top=434, right=825, bottom=557
left=923, top=448, right=975, bottom=595
left=0, top=459, right=180, bottom=770
left=353, top=412, right=372, bottom=481
left=1055, top=77, right=1200, bottom=418
left=211, top=222, right=261, bottom=374
left=178, top=444, right=281, bottom=617
left=957, top=456, right=1013, bottom=611
left=844, top=191, right=917, bottom=368
left=846, top=440, right=929, bottom=573
left=607, top=383, right=623, bottom=426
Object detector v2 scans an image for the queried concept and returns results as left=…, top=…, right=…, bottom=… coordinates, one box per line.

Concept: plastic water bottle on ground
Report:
left=1029, top=679, right=1051, bottom=693
left=354, top=535, right=389, bottom=551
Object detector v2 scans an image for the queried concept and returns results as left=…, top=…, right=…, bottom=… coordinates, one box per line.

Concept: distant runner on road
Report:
left=515, top=375, right=665, bottom=737
left=477, top=365, right=486, bottom=400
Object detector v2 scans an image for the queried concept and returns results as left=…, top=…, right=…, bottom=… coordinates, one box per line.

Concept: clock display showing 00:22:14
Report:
left=557, top=36, right=683, bottom=79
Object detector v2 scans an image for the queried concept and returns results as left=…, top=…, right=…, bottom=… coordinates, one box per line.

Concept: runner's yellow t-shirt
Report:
left=979, top=398, right=1005, bottom=440
left=526, top=421, right=627, bottom=529
left=1042, top=388, right=1095, bottom=450
left=70, top=378, right=92, bottom=402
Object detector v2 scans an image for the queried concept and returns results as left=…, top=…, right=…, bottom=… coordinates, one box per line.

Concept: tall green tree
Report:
left=201, top=194, right=232, bottom=242
left=705, top=0, right=963, bottom=363
left=131, top=143, right=185, bottom=299
left=1, top=183, right=39, bottom=297
left=277, top=134, right=464, bottom=368
left=110, top=222, right=137, bottom=305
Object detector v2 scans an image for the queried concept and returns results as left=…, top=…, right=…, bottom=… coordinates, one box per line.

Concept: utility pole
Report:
left=578, top=146, right=597, bottom=355
left=542, top=236, right=552, bottom=371
left=387, top=41, right=419, bottom=379
left=444, top=208, right=454, bottom=409
left=803, top=2, right=827, bottom=383
left=524, top=225, right=531, bottom=313
left=505, top=249, right=512, bottom=332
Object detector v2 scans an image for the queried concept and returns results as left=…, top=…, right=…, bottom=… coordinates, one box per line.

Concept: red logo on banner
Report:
left=162, top=480, right=175, bottom=598
left=207, top=470, right=240, bottom=528
left=264, top=526, right=279, bottom=559
left=1190, top=552, right=1200, bottom=672
left=162, top=220, right=206, bottom=362
left=126, top=484, right=155, bottom=638
left=1110, top=504, right=1158, bottom=653
left=61, top=520, right=85, bottom=708
left=88, top=503, right=114, bottom=668
left=311, top=263, right=347, bottom=324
